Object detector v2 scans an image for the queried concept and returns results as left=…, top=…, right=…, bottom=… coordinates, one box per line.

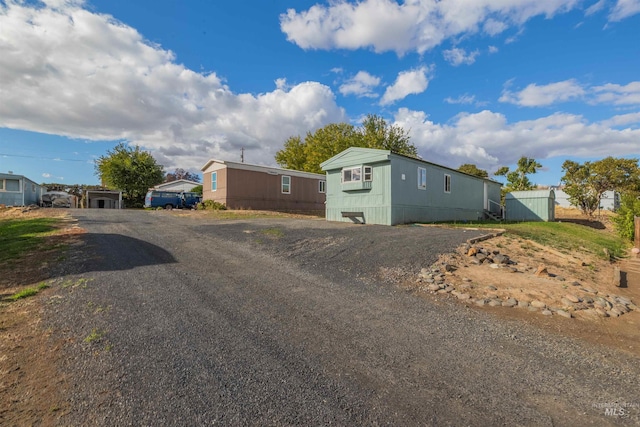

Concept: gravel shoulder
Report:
left=37, top=209, right=640, bottom=425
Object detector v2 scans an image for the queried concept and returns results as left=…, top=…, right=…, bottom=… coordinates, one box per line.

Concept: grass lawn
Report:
left=0, top=217, right=62, bottom=263
left=445, top=221, right=628, bottom=260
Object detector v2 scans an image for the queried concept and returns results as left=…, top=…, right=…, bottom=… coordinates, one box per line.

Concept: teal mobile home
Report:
left=321, top=148, right=502, bottom=226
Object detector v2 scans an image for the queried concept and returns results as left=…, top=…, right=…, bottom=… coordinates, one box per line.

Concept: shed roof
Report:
left=153, top=179, right=201, bottom=189
left=201, top=158, right=325, bottom=180
left=506, top=190, right=555, bottom=200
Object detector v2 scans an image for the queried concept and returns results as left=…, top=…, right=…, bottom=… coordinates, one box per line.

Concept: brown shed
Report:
left=200, top=159, right=326, bottom=212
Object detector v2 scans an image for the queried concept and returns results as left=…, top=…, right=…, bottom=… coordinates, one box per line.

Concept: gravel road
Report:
left=45, top=209, right=640, bottom=425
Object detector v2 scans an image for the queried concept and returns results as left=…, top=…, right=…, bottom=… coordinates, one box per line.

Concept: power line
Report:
left=0, top=153, right=92, bottom=163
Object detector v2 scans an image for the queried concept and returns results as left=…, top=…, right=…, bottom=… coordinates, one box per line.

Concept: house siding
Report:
left=0, top=174, right=44, bottom=206
left=321, top=148, right=502, bottom=226
left=202, top=163, right=324, bottom=212
left=325, top=161, right=392, bottom=225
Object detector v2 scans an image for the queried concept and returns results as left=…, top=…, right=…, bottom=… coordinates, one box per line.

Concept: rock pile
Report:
left=415, top=242, right=637, bottom=320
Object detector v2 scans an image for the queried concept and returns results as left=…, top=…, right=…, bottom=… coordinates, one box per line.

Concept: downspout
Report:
left=22, top=177, right=25, bottom=206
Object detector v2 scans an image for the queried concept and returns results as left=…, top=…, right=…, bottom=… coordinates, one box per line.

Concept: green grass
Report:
left=84, top=328, right=105, bottom=343
left=445, top=221, right=628, bottom=260
left=9, top=287, right=40, bottom=300
left=7, top=282, right=50, bottom=301
left=0, top=217, right=61, bottom=263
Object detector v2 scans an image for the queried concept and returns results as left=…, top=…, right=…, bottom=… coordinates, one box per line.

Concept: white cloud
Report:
left=483, top=19, right=508, bottom=36
left=280, top=0, right=585, bottom=55
left=609, top=0, right=640, bottom=21
left=42, top=173, right=52, bottom=178
left=443, top=48, right=480, bottom=66
left=444, top=94, right=478, bottom=105
left=488, top=45, right=499, bottom=54
left=380, top=66, right=430, bottom=105
left=393, top=108, right=640, bottom=175
left=585, top=0, right=607, bottom=16
left=0, top=1, right=345, bottom=171
left=592, top=82, right=640, bottom=105
left=500, top=80, right=586, bottom=106
left=339, top=71, right=381, bottom=98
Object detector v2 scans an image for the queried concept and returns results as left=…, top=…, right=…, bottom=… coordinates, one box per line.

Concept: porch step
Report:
left=483, top=210, right=502, bottom=222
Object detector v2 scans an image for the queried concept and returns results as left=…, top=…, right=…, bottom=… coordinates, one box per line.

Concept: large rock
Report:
left=556, top=310, right=572, bottom=319
left=564, top=294, right=581, bottom=303
left=502, top=298, right=518, bottom=307
left=531, top=300, right=546, bottom=309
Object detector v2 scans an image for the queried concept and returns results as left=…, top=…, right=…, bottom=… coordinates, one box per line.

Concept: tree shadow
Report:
left=0, top=233, right=177, bottom=289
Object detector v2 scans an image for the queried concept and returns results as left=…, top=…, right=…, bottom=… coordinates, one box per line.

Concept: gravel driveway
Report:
left=45, top=209, right=640, bottom=425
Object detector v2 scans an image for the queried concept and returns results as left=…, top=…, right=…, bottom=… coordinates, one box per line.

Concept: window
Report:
left=417, top=167, right=427, bottom=190
left=0, top=178, right=20, bottom=192
left=282, top=175, right=291, bottom=194
left=444, top=174, right=451, bottom=193
left=32, top=184, right=36, bottom=192
left=319, top=180, right=326, bottom=193
left=342, top=167, right=362, bottom=183
left=211, top=172, right=217, bottom=191
left=363, top=166, right=373, bottom=182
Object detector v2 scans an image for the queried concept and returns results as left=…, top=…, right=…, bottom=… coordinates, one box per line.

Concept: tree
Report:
left=165, top=168, right=201, bottom=183
left=494, top=157, right=541, bottom=191
left=612, top=194, right=640, bottom=241
left=560, top=160, right=600, bottom=217
left=457, top=164, right=488, bottom=178
left=190, top=184, right=203, bottom=195
left=275, top=114, right=418, bottom=173
left=95, top=143, right=165, bottom=207
left=561, top=157, right=640, bottom=217
left=359, top=114, right=417, bottom=157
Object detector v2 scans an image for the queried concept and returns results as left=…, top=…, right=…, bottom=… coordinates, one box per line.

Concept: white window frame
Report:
left=342, top=166, right=362, bottom=183
left=282, top=175, right=291, bottom=194
left=319, top=180, right=326, bottom=193
left=417, top=167, right=427, bottom=190
left=211, top=171, right=217, bottom=191
left=363, top=166, right=373, bottom=182
left=444, top=174, right=451, bottom=193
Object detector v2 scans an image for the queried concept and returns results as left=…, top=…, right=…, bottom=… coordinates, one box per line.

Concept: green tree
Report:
left=561, top=157, right=640, bottom=217
left=275, top=136, right=307, bottom=172
left=275, top=114, right=418, bottom=173
left=612, top=194, right=640, bottom=241
left=359, top=114, right=417, bottom=157
left=494, top=157, right=542, bottom=191
left=560, top=160, right=600, bottom=217
left=190, top=184, right=203, bottom=195
left=95, top=143, right=164, bottom=207
left=457, top=164, right=489, bottom=178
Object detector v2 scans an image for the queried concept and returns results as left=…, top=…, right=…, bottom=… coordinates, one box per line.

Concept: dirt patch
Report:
left=0, top=207, right=82, bottom=425
left=408, top=211, right=640, bottom=357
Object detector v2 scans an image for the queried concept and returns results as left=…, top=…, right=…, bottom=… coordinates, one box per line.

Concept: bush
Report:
left=197, top=200, right=227, bottom=210
left=613, top=194, right=640, bottom=241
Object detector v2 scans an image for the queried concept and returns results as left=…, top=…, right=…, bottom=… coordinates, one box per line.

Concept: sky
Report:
left=0, top=0, right=639, bottom=186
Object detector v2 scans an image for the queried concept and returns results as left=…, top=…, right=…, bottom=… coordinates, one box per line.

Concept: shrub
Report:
left=613, top=194, right=640, bottom=241
left=197, top=200, right=227, bottom=210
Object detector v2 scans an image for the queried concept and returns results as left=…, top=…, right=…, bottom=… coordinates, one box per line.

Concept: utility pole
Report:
left=241, top=147, right=244, bottom=163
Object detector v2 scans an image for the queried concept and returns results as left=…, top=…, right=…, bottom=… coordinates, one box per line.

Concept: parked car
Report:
left=144, top=191, right=202, bottom=210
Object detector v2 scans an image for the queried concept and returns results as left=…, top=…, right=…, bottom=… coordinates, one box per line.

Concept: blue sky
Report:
left=1, top=0, right=639, bottom=186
